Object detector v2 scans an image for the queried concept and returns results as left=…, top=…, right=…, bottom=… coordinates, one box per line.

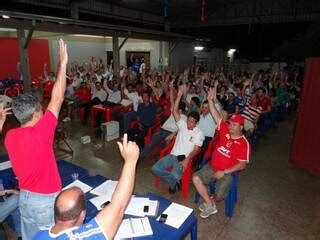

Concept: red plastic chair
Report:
left=155, top=137, right=201, bottom=199
left=90, top=104, right=133, bottom=127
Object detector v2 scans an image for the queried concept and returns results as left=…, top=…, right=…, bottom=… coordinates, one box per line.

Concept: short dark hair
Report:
left=188, top=111, right=200, bottom=123
left=54, top=188, right=86, bottom=222
left=191, top=96, right=201, bottom=107
left=12, top=93, right=41, bottom=124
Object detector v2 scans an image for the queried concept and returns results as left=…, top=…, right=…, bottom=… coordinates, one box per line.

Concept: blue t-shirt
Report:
left=235, top=96, right=245, bottom=113
left=33, top=218, right=108, bottom=240
left=137, top=102, right=157, bottom=126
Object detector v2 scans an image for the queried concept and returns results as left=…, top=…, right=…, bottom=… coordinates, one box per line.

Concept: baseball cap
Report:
left=227, top=114, right=244, bottom=125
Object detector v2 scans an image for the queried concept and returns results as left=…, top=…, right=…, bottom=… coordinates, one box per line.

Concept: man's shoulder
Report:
left=34, top=218, right=107, bottom=240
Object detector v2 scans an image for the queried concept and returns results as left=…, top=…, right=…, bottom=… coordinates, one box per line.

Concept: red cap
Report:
left=227, top=114, right=244, bottom=125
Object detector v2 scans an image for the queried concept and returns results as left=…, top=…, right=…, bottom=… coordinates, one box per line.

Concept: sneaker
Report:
left=62, top=117, right=71, bottom=122
left=199, top=204, right=218, bottom=218
left=198, top=202, right=208, bottom=212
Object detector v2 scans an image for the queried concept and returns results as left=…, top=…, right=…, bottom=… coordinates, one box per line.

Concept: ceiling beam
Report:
left=0, top=11, right=194, bottom=42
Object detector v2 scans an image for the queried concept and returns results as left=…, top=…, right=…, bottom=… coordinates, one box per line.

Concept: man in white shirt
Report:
left=139, top=101, right=187, bottom=160
left=115, top=83, right=142, bottom=134
left=103, top=80, right=121, bottom=107
left=151, top=86, right=204, bottom=193
left=197, top=100, right=221, bottom=164
left=82, top=82, right=107, bottom=124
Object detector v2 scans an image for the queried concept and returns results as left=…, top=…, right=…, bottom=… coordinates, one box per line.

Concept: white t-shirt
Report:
left=105, top=86, right=121, bottom=104
left=170, top=119, right=204, bottom=157
left=198, top=103, right=221, bottom=137
left=92, top=89, right=107, bottom=102
left=162, top=114, right=187, bottom=133
left=124, top=89, right=142, bottom=112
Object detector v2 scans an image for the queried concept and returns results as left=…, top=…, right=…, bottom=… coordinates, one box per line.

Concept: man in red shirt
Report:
left=5, top=39, right=68, bottom=239
left=256, top=87, right=271, bottom=113
left=192, top=86, right=250, bottom=218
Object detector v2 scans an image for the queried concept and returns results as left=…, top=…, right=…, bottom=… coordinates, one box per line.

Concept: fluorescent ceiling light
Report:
left=194, top=46, right=204, bottom=51
left=2, top=15, right=10, bottom=19
left=227, top=48, right=236, bottom=55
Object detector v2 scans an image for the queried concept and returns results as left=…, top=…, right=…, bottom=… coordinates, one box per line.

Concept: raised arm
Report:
left=172, top=85, right=184, bottom=122
left=96, top=134, right=139, bottom=239
left=207, top=84, right=222, bottom=124
left=47, top=39, right=68, bottom=118
left=0, top=102, right=11, bottom=132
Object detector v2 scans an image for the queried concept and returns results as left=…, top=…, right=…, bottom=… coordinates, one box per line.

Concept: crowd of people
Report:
left=0, top=38, right=302, bottom=239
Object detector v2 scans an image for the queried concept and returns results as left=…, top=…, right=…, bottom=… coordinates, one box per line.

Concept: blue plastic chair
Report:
left=194, top=171, right=240, bottom=218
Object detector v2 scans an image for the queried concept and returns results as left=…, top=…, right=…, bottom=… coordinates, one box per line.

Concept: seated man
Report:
left=241, top=95, right=262, bottom=135
left=139, top=83, right=187, bottom=160
left=192, top=87, right=250, bottom=218
left=151, top=86, right=204, bottom=194
left=103, top=80, right=121, bottom=107
left=127, top=92, right=157, bottom=149
left=33, top=134, right=139, bottom=239
left=82, top=81, right=107, bottom=124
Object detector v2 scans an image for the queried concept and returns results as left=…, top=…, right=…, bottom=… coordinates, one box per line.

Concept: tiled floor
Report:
left=3, top=113, right=320, bottom=239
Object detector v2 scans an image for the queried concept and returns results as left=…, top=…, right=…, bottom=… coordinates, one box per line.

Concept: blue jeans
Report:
left=0, top=194, right=21, bottom=237
left=151, top=154, right=184, bottom=188
left=140, top=129, right=171, bottom=159
left=19, top=190, right=59, bottom=240
left=123, top=111, right=137, bottom=133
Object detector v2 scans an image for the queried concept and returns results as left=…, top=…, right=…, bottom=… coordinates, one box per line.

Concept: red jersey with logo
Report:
left=211, top=120, right=250, bottom=171
left=5, top=110, right=62, bottom=194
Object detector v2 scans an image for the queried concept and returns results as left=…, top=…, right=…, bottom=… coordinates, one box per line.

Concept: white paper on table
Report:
left=145, top=200, right=159, bottom=217
left=0, top=161, right=11, bottom=171
left=90, top=180, right=118, bottom=198
left=125, top=197, right=149, bottom=217
left=157, top=203, right=193, bottom=229
left=89, top=195, right=112, bottom=211
left=114, top=217, right=153, bottom=239
left=62, top=180, right=92, bottom=193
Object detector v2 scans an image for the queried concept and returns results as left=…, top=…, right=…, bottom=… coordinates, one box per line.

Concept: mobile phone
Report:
left=159, top=213, right=168, bottom=223
left=100, top=201, right=111, bottom=208
left=143, top=205, right=149, bottom=213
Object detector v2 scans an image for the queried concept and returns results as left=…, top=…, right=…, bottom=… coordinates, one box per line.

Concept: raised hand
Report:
left=58, top=39, right=68, bottom=66
left=0, top=102, right=11, bottom=131
left=207, top=87, right=216, bottom=102
left=117, top=134, right=139, bottom=164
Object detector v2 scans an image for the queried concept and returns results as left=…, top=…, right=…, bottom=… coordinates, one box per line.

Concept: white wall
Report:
left=169, top=42, right=194, bottom=72
left=51, top=39, right=107, bottom=71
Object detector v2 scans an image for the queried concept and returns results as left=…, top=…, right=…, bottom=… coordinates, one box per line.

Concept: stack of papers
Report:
left=0, top=161, right=11, bottom=171
left=157, top=203, right=193, bottom=229
left=115, top=217, right=153, bottom=239
left=62, top=180, right=92, bottom=193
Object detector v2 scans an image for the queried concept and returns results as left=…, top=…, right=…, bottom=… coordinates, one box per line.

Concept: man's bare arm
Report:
left=96, top=134, right=139, bottom=239
left=47, top=39, right=68, bottom=118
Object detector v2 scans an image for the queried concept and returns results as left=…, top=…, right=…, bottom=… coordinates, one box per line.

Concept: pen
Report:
left=141, top=218, right=145, bottom=232
left=129, top=218, right=135, bottom=235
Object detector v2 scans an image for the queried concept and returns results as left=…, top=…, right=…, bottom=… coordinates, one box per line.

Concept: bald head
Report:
left=54, top=187, right=86, bottom=223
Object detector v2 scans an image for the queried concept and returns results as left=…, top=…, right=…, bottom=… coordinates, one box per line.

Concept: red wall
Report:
left=0, top=38, right=51, bottom=80
left=290, top=58, right=320, bottom=176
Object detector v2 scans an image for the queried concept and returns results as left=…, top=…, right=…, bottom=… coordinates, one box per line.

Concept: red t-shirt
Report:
left=257, top=96, right=271, bottom=112
left=211, top=120, right=250, bottom=171
left=5, top=110, right=62, bottom=194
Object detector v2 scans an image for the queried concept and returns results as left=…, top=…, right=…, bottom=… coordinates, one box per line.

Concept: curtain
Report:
left=290, top=57, right=320, bottom=176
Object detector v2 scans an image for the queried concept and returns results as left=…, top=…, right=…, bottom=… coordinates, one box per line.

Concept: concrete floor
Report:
left=3, top=113, right=320, bottom=239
